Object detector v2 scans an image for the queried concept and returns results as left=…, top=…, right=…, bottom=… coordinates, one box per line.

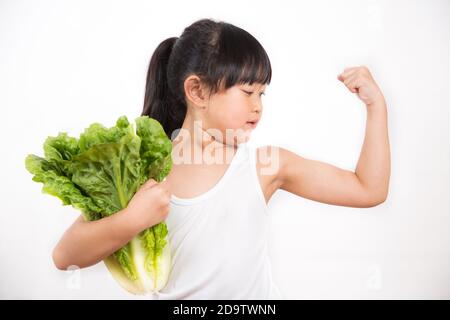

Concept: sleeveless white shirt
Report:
left=151, top=142, right=283, bottom=300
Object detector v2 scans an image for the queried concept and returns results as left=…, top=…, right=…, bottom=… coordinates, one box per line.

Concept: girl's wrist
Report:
left=366, top=96, right=387, bottom=112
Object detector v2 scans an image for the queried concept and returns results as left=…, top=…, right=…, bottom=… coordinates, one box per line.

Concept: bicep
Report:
left=277, top=147, right=377, bottom=208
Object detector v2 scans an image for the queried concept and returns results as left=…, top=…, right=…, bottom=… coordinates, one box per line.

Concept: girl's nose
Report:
left=253, top=103, right=262, bottom=113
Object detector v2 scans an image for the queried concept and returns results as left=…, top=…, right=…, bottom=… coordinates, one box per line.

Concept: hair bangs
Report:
left=207, top=23, right=272, bottom=94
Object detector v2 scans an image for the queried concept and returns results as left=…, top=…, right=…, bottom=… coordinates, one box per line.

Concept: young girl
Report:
left=52, top=18, right=390, bottom=299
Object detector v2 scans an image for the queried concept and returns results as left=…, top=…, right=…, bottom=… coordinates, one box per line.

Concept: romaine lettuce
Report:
left=25, top=115, right=172, bottom=294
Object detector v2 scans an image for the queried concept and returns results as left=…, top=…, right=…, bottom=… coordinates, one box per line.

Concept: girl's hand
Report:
left=337, top=66, right=385, bottom=107
left=125, top=178, right=172, bottom=233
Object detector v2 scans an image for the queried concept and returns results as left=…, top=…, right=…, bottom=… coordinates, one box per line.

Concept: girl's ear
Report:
left=183, top=75, right=210, bottom=110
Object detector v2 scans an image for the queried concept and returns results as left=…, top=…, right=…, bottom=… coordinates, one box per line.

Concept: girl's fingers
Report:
left=343, top=73, right=357, bottom=86
left=343, top=74, right=359, bottom=93
left=338, top=68, right=357, bottom=81
left=142, top=178, right=158, bottom=190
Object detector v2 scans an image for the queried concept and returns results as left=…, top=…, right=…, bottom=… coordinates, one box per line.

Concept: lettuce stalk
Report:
left=25, top=115, right=173, bottom=294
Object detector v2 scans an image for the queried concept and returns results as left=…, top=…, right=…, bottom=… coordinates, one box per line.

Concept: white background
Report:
left=1, top=0, right=449, bottom=299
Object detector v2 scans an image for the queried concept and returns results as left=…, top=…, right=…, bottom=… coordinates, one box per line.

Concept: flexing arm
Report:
left=271, top=66, right=390, bottom=208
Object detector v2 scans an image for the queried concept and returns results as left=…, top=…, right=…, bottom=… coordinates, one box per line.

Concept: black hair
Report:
left=141, top=18, right=272, bottom=139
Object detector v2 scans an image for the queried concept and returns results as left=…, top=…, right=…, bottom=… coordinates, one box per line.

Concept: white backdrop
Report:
left=1, top=0, right=449, bottom=299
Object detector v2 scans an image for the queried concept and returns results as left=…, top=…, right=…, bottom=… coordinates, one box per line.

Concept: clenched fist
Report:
left=338, top=66, right=385, bottom=107
left=125, top=178, right=172, bottom=233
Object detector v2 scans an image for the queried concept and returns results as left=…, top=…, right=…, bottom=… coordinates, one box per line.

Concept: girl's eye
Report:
left=243, top=90, right=265, bottom=97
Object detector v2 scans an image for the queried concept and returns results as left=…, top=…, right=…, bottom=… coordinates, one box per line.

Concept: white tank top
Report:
left=150, top=142, right=283, bottom=299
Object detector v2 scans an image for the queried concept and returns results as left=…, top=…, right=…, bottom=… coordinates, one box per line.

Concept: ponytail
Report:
left=141, top=37, right=186, bottom=139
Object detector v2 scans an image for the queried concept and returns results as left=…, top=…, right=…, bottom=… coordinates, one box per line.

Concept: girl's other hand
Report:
left=125, top=178, right=172, bottom=233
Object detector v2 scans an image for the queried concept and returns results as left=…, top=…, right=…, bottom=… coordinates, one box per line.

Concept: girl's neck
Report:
left=171, top=114, right=237, bottom=164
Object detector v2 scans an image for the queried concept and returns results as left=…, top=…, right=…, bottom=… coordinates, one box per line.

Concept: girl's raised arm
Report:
left=262, top=66, right=390, bottom=208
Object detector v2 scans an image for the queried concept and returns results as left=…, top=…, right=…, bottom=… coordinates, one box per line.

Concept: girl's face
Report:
left=202, top=82, right=266, bottom=146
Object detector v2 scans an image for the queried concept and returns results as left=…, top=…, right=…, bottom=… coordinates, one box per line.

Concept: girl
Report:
left=52, top=18, right=390, bottom=299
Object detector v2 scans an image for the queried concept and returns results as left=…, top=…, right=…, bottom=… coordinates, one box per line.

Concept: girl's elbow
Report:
left=364, top=191, right=388, bottom=208
left=52, top=246, right=69, bottom=271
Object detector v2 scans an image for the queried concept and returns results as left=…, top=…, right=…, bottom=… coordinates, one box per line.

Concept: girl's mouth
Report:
left=246, top=120, right=259, bottom=128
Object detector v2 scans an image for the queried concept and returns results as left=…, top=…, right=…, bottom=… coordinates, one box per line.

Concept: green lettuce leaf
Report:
left=25, top=115, right=173, bottom=294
